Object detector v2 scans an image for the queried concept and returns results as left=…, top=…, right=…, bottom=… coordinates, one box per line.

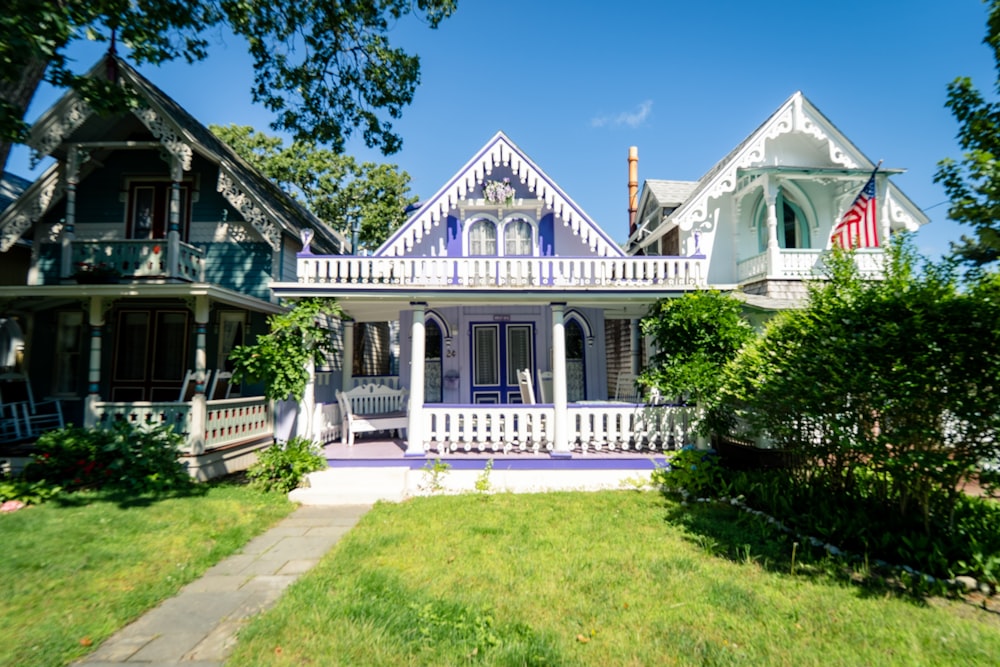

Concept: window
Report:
left=504, top=218, right=532, bottom=256
left=756, top=191, right=810, bottom=251
left=53, top=312, right=83, bottom=395
left=127, top=181, right=192, bottom=240
left=469, top=219, right=496, bottom=255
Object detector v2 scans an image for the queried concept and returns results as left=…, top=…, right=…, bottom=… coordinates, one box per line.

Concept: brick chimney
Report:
left=628, top=146, right=638, bottom=235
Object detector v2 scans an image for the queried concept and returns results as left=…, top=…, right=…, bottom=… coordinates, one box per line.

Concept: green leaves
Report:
left=935, top=1, right=1000, bottom=266
left=228, top=298, right=341, bottom=402
left=211, top=124, right=416, bottom=250
left=640, top=290, right=755, bottom=404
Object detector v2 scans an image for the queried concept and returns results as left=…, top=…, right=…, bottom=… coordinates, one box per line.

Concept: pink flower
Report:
left=1, top=500, right=26, bottom=513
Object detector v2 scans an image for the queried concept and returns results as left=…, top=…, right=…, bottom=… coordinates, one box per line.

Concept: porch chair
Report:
left=537, top=370, right=553, bottom=403
left=518, top=369, right=536, bottom=404
left=208, top=370, right=233, bottom=400
left=0, top=372, right=64, bottom=439
left=614, top=371, right=640, bottom=403
left=178, top=370, right=212, bottom=402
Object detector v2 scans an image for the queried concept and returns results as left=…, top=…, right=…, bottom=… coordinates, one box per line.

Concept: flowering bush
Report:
left=482, top=178, right=515, bottom=205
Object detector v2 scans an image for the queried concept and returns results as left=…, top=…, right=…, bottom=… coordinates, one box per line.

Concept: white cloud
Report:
left=591, top=100, right=654, bottom=129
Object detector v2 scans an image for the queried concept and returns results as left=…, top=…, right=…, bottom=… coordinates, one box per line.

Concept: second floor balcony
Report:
left=34, top=239, right=206, bottom=285
left=295, top=255, right=708, bottom=291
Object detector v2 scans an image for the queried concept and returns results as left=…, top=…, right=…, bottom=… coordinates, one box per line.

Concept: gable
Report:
left=377, top=132, right=625, bottom=258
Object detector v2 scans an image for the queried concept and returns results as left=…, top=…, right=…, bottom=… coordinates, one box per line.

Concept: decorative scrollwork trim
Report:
left=216, top=170, right=281, bottom=251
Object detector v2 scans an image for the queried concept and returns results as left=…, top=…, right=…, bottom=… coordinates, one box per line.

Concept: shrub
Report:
left=0, top=476, right=61, bottom=505
left=652, top=446, right=723, bottom=498
left=22, top=421, right=191, bottom=494
left=246, top=437, right=326, bottom=493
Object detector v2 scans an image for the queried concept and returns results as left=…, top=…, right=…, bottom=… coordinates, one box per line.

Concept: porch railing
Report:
left=420, top=403, right=695, bottom=453
left=738, top=248, right=885, bottom=283
left=297, top=256, right=707, bottom=289
left=91, top=396, right=270, bottom=454
left=70, top=240, right=205, bottom=281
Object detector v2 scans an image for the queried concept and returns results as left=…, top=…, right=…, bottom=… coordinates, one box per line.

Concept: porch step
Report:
left=288, top=464, right=659, bottom=505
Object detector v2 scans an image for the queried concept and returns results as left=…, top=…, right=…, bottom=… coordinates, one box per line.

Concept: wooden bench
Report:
left=336, top=384, right=409, bottom=446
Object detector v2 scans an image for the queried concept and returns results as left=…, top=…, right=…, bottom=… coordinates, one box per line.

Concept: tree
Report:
left=709, top=239, right=1000, bottom=531
left=211, top=124, right=416, bottom=250
left=639, top=290, right=755, bottom=406
left=935, top=0, right=1000, bottom=266
left=0, top=0, right=458, bottom=171
left=227, top=298, right=342, bottom=403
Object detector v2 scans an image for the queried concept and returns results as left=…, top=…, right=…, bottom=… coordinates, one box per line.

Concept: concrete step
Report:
left=289, top=465, right=657, bottom=505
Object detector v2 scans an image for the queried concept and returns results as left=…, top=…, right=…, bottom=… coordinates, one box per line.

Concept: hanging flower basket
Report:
left=483, top=178, right=515, bottom=206
left=73, top=261, right=122, bottom=284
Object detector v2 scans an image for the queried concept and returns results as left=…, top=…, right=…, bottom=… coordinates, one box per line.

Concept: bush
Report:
left=652, top=446, right=723, bottom=498
left=22, top=421, right=191, bottom=494
left=246, top=437, right=326, bottom=493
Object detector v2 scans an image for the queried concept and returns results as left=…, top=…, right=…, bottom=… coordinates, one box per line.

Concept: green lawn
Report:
left=0, top=481, right=296, bottom=667
left=228, top=491, right=1000, bottom=666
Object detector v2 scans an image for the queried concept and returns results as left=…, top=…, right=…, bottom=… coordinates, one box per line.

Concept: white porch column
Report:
left=189, top=296, right=209, bottom=455
left=551, top=303, right=570, bottom=456
left=405, top=303, right=426, bottom=456
left=167, top=157, right=182, bottom=279
left=764, top=180, right=780, bottom=277
left=342, top=320, right=355, bottom=392
left=83, top=297, right=105, bottom=428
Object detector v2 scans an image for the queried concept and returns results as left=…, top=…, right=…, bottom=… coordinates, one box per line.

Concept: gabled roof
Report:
left=0, top=173, right=29, bottom=213
left=377, top=132, right=625, bottom=257
left=638, top=92, right=929, bottom=244
left=1, top=54, right=346, bottom=254
left=644, top=180, right=698, bottom=209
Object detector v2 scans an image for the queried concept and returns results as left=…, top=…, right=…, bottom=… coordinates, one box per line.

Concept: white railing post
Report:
left=551, top=303, right=570, bottom=456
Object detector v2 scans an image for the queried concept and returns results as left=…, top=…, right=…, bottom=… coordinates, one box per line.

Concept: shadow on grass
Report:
left=44, top=473, right=256, bottom=509
left=659, top=494, right=936, bottom=606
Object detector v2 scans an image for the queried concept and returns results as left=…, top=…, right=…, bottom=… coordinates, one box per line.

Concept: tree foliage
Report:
left=0, top=0, right=458, bottom=169
left=227, top=298, right=342, bottom=402
left=211, top=124, right=416, bottom=250
left=708, top=239, right=1000, bottom=531
left=639, top=290, right=755, bottom=404
left=935, top=0, right=1000, bottom=266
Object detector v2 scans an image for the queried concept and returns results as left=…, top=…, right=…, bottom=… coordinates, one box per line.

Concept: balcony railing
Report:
left=738, top=249, right=885, bottom=283
left=297, top=255, right=707, bottom=289
left=68, top=240, right=205, bottom=282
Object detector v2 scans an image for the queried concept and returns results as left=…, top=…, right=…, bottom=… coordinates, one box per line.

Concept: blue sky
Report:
left=7, top=1, right=997, bottom=259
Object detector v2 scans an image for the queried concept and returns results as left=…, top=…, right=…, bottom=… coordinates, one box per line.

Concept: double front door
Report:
left=470, top=322, right=534, bottom=404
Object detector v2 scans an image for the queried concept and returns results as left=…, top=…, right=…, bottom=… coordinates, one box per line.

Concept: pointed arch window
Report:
left=756, top=191, right=810, bottom=251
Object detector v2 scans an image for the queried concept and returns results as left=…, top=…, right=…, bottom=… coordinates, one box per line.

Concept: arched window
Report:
left=468, top=219, right=496, bottom=255
left=425, top=319, right=443, bottom=403
left=756, top=191, right=810, bottom=251
left=564, top=317, right=587, bottom=402
left=504, top=218, right=532, bottom=256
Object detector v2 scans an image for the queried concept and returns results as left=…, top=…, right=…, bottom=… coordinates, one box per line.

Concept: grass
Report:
left=0, top=479, right=296, bottom=667
left=227, top=491, right=1000, bottom=666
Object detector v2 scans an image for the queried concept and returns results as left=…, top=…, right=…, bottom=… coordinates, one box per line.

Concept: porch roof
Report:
left=0, top=283, right=285, bottom=314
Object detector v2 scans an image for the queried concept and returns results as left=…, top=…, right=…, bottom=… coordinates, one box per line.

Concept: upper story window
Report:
left=127, top=180, right=193, bottom=241
left=504, top=218, right=532, bottom=256
left=467, top=216, right=536, bottom=257
left=756, top=191, right=810, bottom=251
left=469, top=219, right=497, bottom=256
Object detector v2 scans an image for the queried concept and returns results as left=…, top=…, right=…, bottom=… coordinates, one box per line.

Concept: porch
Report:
left=737, top=247, right=884, bottom=283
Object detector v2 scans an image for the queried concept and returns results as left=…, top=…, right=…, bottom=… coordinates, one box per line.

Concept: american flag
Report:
left=831, top=169, right=878, bottom=249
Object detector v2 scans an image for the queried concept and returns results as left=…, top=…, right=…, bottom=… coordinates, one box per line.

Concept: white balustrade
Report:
left=296, top=256, right=707, bottom=289
left=418, top=403, right=694, bottom=453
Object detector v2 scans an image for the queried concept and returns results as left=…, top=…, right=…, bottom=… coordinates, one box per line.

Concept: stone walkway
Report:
left=73, top=504, right=371, bottom=667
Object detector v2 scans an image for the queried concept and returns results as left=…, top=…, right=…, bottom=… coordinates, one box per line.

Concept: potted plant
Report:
left=482, top=177, right=515, bottom=206
left=73, top=261, right=123, bottom=284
